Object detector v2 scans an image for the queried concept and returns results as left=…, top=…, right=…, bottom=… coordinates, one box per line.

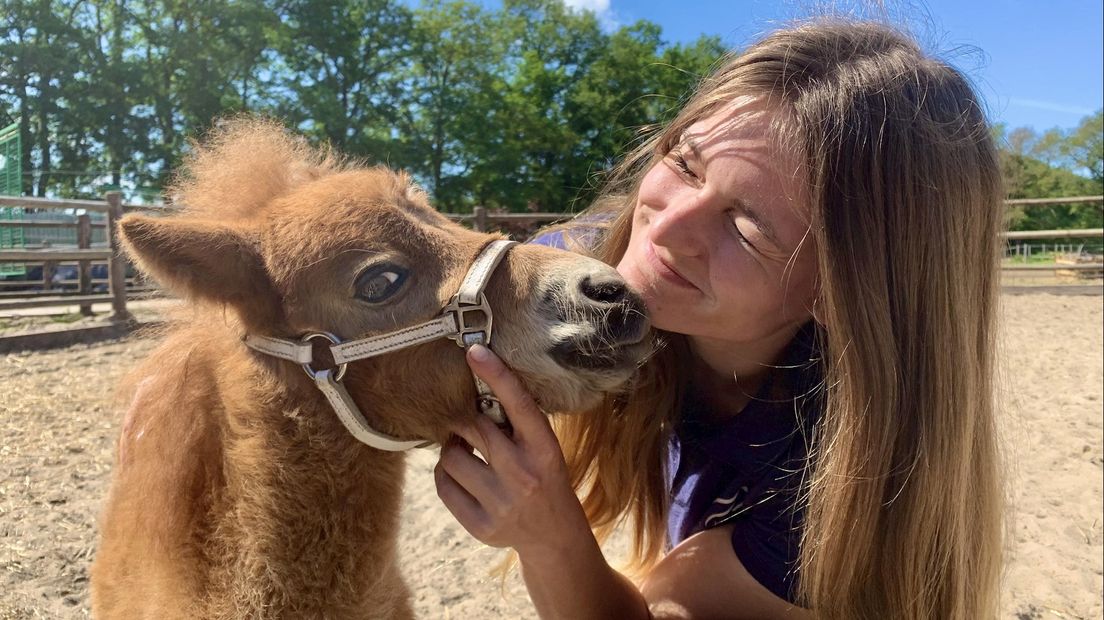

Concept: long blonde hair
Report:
left=555, top=19, right=1004, bottom=619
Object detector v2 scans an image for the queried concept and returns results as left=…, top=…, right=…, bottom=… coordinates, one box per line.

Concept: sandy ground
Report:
left=0, top=293, right=1100, bottom=619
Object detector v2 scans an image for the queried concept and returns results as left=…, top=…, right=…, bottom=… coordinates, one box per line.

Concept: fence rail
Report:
left=0, top=195, right=171, bottom=213
left=1002, top=228, right=1103, bottom=240
left=1, top=192, right=131, bottom=318
left=446, top=208, right=569, bottom=231
left=1, top=194, right=1102, bottom=317
left=0, top=294, right=117, bottom=312
left=1002, top=263, right=1104, bottom=271
left=1003, top=195, right=1104, bottom=206
left=0, top=249, right=112, bottom=261
left=0, top=219, right=109, bottom=229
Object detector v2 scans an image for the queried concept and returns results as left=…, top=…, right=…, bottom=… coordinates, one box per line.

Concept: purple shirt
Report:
left=666, top=325, right=821, bottom=603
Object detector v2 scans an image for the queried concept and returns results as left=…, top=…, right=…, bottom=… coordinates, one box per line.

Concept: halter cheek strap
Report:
left=243, top=239, right=517, bottom=452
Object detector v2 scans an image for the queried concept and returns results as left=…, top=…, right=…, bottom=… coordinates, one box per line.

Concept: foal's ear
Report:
left=118, top=215, right=284, bottom=328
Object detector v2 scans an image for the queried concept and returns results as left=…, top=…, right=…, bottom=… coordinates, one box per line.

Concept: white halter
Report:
left=243, top=239, right=517, bottom=452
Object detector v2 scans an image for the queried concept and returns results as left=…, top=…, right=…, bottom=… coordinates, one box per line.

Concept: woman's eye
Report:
left=355, top=265, right=408, bottom=303
left=731, top=219, right=757, bottom=251
left=671, top=151, right=698, bottom=179
left=734, top=226, right=753, bottom=249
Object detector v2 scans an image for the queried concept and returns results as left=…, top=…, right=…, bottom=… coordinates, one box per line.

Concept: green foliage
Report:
left=992, top=114, right=1104, bottom=231
left=0, top=0, right=723, bottom=210
left=1, top=0, right=1097, bottom=226
left=1067, top=110, right=1103, bottom=183
left=276, top=0, right=414, bottom=156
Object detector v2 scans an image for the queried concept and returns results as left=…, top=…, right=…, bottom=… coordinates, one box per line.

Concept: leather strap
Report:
left=243, top=334, right=314, bottom=364
left=457, top=239, right=514, bottom=305
left=313, top=369, right=430, bottom=451
left=241, top=238, right=517, bottom=451
left=330, top=315, right=457, bottom=364
left=454, top=239, right=514, bottom=424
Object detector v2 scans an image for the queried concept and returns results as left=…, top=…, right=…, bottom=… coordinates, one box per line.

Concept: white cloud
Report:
left=561, top=0, right=619, bottom=31
left=1008, top=98, right=1096, bottom=117
left=562, top=0, right=610, bottom=13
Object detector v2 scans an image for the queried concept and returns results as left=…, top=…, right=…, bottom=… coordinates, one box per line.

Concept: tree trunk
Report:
left=18, top=78, right=32, bottom=197
left=34, top=71, right=51, bottom=197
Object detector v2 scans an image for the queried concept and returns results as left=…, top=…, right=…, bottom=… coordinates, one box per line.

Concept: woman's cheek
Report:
left=616, top=251, right=648, bottom=297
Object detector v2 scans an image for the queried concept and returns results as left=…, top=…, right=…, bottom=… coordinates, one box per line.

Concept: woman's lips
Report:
left=644, top=242, right=698, bottom=290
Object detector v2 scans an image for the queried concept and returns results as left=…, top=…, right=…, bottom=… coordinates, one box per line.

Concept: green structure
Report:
left=0, top=122, right=25, bottom=277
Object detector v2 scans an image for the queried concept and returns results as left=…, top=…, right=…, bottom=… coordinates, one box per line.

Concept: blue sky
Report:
left=553, top=0, right=1104, bottom=133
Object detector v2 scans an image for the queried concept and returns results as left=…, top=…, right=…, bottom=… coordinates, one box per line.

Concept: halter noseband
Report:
left=243, top=239, right=517, bottom=452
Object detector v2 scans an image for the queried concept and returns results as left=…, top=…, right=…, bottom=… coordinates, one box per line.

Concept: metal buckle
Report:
left=300, top=332, right=348, bottom=382
left=442, top=292, right=493, bottom=348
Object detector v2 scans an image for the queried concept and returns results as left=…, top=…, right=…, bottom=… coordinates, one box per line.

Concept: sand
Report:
left=0, top=292, right=1100, bottom=619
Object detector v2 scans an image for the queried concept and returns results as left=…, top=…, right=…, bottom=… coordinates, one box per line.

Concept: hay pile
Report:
left=1, top=338, right=152, bottom=618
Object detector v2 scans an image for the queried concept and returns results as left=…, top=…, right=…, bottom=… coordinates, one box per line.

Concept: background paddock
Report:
left=0, top=292, right=1101, bottom=619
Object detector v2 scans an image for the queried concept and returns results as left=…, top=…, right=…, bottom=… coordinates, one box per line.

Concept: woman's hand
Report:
left=434, top=346, right=809, bottom=620
left=433, top=344, right=594, bottom=559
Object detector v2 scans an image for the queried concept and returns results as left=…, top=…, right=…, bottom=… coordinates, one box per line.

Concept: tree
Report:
left=1065, top=110, right=1103, bottom=184
left=993, top=120, right=1103, bottom=231
left=0, top=0, right=88, bottom=196
left=275, top=0, right=413, bottom=159
left=127, top=0, right=278, bottom=190
left=566, top=29, right=725, bottom=205
left=464, top=0, right=606, bottom=212
left=397, top=0, right=503, bottom=210
left=1, top=0, right=730, bottom=211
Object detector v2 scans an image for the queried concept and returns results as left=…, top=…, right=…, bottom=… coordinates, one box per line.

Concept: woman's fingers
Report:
left=437, top=346, right=581, bottom=553
left=433, top=462, right=493, bottom=542
left=450, top=411, right=518, bottom=468
left=438, top=436, right=500, bottom=502
left=466, top=344, right=555, bottom=446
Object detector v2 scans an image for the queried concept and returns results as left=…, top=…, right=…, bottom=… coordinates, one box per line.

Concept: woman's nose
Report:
left=647, top=190, right=712, bottom=256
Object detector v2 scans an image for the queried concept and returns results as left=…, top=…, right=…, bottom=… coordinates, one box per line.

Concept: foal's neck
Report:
left=205, top=348, right=410, bottom=615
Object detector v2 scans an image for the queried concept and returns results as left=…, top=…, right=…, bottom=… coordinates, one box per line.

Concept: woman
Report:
left=435, top=19, right=1004, bottom=619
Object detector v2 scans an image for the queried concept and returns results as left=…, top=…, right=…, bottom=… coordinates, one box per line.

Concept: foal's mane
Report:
left=169, top=117, right=348, bottom=220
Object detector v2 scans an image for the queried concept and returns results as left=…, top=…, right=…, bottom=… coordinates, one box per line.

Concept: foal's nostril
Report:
left=573, top=272, right=649, bottom=344
left=606, top=292, right=649, bottom=344
left=579, top=274, right=629, bottom=305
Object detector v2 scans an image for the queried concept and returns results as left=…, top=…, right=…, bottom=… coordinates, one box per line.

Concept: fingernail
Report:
left=468, top=344, right=491, bottom=362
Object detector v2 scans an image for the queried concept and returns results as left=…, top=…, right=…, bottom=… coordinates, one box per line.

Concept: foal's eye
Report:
left=355, top=264, right=408, bottom=303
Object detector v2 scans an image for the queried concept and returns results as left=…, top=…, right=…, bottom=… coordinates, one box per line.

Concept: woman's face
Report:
left=616, top=97, right=818, bottom=348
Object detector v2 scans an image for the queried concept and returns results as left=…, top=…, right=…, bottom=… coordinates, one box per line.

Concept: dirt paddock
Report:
left=1, top=293, right=1101, bottom=619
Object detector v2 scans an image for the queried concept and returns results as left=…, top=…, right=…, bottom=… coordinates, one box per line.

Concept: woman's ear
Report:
left=118, top=214, right=286, bottom=330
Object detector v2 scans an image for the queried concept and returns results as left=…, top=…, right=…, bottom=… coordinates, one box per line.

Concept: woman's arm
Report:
left=435, top=345, right=810, bottom=619
left=642, top=525, right=812, bottom=619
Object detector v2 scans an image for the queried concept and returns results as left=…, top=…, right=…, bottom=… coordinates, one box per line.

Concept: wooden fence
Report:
left=0, top=194, right=1101, bottom=318
left=0, top=193, right=172, bottom=318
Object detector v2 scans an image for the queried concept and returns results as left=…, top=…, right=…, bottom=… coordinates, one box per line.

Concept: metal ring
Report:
left=476, top=395, right=501, bottom=409
left=300, top=331, right=348, bottom=382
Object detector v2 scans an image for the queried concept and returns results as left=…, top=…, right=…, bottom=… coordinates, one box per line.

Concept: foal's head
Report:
left=119, top=120, right=649, bottom=445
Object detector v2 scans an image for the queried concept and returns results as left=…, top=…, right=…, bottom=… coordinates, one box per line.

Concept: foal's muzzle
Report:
left=547, top=269, right=651, bottom=372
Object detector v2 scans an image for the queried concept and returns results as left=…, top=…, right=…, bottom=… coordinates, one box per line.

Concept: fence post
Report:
left=78, top=213, right=93, bottom=316
left=42, top=260, right=56, bottom=291
left=105, top=192, right=132, bottom=323
left=473, top=206, right=487, bottom=232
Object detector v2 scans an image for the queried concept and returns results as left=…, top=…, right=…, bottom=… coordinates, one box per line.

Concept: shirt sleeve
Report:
left=526, top=216, right=610, bottom=251
left=528, top=229, right=569, bottom=249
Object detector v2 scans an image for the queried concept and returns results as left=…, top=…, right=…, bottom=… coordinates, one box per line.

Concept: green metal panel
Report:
left=0, top=122, right=26, bottom=277
left=0, top=122, right=19, bottom=195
